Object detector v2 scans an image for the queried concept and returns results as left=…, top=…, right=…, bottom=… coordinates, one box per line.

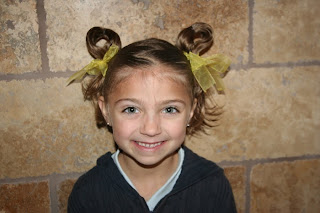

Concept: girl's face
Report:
left=99, top=65, right=196, bottom=167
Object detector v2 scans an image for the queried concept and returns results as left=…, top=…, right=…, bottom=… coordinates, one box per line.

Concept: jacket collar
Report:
left=96, top=152, right=140, bottom=198
left=171, top=146, right=223, bottom=194
left=96, top=146, right=222, bottom=197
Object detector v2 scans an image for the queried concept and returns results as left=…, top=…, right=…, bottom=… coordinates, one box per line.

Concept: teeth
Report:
left=137, top=141, right=162, bottom=148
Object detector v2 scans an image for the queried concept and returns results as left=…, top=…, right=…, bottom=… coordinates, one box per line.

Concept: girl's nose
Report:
left=140, top=114, right=161, bottom=137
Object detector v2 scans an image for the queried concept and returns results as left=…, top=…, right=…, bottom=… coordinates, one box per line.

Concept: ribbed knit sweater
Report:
left=68, top=146, right=237, bottom=213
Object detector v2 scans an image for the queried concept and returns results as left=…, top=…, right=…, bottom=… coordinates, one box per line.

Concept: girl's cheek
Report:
left=116, top=117, right=141, bottom=131
left=163, top=120, right=188, bottom=132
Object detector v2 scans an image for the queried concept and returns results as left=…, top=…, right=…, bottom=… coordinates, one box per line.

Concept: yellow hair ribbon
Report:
left=67, top=44, right=119, bottom=84
left=184, top=51, right=231, bottom=92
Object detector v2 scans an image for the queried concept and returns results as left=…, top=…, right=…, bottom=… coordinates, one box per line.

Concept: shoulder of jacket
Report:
left=183, top=146, right=223, bottom=174
left=71, top=152, right=114, bottom=191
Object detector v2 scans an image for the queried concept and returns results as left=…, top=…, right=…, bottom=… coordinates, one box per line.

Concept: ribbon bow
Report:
left=184, top=51, right=231, bottom=92
left=67, top=44, right=119, bottom=84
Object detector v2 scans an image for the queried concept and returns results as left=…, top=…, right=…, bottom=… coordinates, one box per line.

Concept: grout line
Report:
left=1, top=155, right=318, bottom=184
left=247, top=0, right=254, bottom=66
left=249, top=60, right=320, bottom=68
left=3, top=155, right=315, bottom=183
left=48, top=173, right=82, bottom=213
left=1, top=59, right=320, bottom=82
left=0, top=172, right=82, bottom=212
left=218, top=154, right=320, bottom=168
left=244, top=162, right=252, bottom=213
left=0, top=172, right=83, bottom=185
left=36, top=0, right=50, bottom=75
left=0, top=70, right=75, bottom=82
left=0, top=175, right=50, bottom=185
left=1, top=155, right=319, bottom=212
left=49, top=174, right=59, bottom=213
left=230, top=60, right=320, bottom=71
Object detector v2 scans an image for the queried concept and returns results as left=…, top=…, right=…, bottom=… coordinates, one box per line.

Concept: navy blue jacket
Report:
left=68, top=146, right=237, bottom=212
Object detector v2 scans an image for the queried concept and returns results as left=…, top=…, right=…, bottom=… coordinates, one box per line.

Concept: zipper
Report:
left=138, top=195, right=151, bottom=212
left=152, top=196, right=168, bottom=213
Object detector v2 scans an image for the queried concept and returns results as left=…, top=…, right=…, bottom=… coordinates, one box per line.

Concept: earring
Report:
left=107, top=122, right=110, bottom=126
left=187, top=124, right=190, bottom=127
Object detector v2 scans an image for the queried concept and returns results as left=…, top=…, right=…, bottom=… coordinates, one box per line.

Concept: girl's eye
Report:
left=123, top=107, right=139, bottom=114
left=163, top=107, right=178, bottom=114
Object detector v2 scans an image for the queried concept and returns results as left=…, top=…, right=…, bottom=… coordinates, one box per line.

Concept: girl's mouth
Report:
left=135, top=141, right=164, bottom=148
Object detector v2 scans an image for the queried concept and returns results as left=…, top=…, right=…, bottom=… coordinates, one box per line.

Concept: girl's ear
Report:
left=98, top=96, right=109, bottom=122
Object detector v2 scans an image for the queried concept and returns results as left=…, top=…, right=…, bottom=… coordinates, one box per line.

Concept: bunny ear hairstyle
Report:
left=184, top=51, right=231, bottom=92
left=67, top=44, right=119, bottom=85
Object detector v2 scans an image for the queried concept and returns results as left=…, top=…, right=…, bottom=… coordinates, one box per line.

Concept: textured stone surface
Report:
left=1, top=0, right=320, bottom=210
left=253, top=0, right=320, bottom=63
left=0, top=0, right=41, bottom=74
left=186, top=66, right=320, bottom=161
left=58, top=179, right=77, bottom=213
left=0, top=181, right=50, bottom=213
left=0, top=78, right=115, bottom=178
left=250, top=159, right=320, bottom=213
left=45, top=0, right=248, bottom=72
left=224, top=166, right=246, bottom=213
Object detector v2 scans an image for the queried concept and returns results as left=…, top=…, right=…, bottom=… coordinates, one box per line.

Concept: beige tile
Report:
left=224, top=166, right=246, bottom=213
left=253, top=0, right=320, bottom=63
left=0, top=78, right=115, bottom=178
left=0, top=182, right=50, bottom=213
left=0, top=0, right=41, bottom=74
left=148, top=0, right=249, bottom=64
left=58, top=179, right=76, bottom=213
left=186, top=66, right=320, bottom=161
left=45, top=0, right=248, bottom=72
left=250, top=159, right=320, bottom=213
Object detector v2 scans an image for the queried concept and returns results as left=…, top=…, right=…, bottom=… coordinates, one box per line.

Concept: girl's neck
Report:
left=118, top=151, right=180, bottom=200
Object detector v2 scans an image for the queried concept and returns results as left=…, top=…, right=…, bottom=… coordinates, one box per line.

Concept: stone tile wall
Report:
left=0, top=0, right=319, bottom=212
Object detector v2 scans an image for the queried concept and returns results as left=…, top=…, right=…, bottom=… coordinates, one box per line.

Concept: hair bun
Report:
left=176, top=22, right=213, bottom=55
left=86, top=27, right=121, bottom=59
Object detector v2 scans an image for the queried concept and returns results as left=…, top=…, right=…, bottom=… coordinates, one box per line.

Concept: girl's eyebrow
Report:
left=114, top=98, right=186, bottom=106
left=159, top=99, right=187, bottom=106
left=114, top=98, right=143, bottom=105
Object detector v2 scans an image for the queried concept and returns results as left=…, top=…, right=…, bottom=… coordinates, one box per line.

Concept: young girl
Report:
left=68, top=22, right=236, bottom=212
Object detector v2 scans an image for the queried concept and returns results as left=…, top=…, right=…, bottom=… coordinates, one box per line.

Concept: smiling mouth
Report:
left=135, top=141, right=164, bottom=148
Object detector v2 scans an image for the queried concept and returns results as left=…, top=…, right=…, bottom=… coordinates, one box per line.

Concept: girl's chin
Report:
left=132, top=154, right=177, bottom=168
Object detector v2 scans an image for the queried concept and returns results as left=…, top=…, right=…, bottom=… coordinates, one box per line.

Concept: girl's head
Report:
left=82, top=22, right=221, bottom=136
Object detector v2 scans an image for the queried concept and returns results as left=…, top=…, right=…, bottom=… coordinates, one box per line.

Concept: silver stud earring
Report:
left=107, top=122, right=110, bottom=126
left=187, top=124, right=190, bottom=127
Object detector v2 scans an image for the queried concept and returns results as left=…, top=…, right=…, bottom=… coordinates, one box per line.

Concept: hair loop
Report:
left=79, top=28, right=122, bottom=129
left=176, top=22, right=213, bottom=55
left=86, top=27, right=121, bottom=59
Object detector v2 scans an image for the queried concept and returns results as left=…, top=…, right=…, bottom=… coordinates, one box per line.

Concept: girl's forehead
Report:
left=114, top=64, right=189, bottom=88
left=120, top=64, right=178, bottom=76
left=118, top=68, right=182, bottom=89
left=108, top=66, right=193, bottom=102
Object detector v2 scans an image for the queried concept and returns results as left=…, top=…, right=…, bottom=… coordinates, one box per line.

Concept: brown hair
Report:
left=82, top=22, right=222, bottom=135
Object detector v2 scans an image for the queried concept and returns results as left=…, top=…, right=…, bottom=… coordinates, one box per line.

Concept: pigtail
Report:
left=86, top=27, right=121, bottom=59
left=176, top=23, right=222, bottom=135
left=82, top=27, right=122, bottom=129
left=176, top=22, right=213, bottom=55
